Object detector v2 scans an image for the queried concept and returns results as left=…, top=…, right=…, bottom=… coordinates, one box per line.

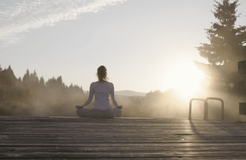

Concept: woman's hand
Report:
left=117, top=105, right=122, bottom=109
left=75, top=105, right=83, bottom=109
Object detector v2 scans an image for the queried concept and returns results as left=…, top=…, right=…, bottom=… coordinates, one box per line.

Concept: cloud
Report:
left=0, top=0, right=127, bottom=48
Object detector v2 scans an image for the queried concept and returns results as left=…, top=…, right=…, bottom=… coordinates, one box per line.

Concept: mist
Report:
left=0, top=65, right=245, bottom=121
left=114, top=78, right=245, bottom=121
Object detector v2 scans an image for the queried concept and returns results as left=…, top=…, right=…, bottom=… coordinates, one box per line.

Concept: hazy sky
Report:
left=1, top=0, right=246, bottom=93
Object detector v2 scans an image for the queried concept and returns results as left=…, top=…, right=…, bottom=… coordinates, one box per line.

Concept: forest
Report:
left=0, top=65, right=86, bottom=116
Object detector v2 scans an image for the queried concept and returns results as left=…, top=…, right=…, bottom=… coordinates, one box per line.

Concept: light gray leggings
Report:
left=76, top=108, right=122, bottom=118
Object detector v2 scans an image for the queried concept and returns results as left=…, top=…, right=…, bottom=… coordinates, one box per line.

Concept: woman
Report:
left=76, top=65, right=122, bottom=118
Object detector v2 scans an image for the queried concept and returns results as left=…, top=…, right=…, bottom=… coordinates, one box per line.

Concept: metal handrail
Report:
left=189, top=97, right=224, bottom=120
left=205, top=97, right=224, bottom=120
left=188, top=98, right=205, bottom=120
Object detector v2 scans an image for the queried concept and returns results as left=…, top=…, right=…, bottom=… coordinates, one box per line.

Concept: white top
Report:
left=82, top=81, right=119, bottom=110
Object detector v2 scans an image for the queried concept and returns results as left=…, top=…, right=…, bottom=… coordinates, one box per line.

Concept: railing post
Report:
left=189, top=98, right=205, bottom=120
left=204, top=101, right=208, bottom=120
left=189, top=99, right=192, bottom=120
left=205, top=97, right=224, bottom=121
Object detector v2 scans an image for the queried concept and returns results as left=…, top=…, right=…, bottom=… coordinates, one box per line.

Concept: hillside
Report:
left=115, top=90, right=146, bottom=97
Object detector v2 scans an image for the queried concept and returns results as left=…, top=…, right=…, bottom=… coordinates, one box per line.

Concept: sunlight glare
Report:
left=164, top=61, right=204, bottom=99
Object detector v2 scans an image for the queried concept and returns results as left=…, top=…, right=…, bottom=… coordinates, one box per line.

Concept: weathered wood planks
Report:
left=1, top=116, right=246, bottom=159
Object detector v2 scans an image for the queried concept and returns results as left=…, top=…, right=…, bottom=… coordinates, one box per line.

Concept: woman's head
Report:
left=97, top=65, right=108, bottom=82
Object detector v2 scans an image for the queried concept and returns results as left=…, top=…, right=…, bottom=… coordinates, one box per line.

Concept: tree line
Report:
left=0, top=65, right=86, bottom=116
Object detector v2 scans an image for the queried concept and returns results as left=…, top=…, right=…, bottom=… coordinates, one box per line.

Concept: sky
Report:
left=1, top=0, right=246, bottom=93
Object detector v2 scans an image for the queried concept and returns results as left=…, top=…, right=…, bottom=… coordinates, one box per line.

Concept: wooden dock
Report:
left=1, top=116, right=246, bottom=159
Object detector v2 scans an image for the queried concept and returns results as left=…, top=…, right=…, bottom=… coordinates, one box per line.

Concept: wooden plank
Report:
left=1, top=150, right=246, bottom=159
left=1, top=116, right=246, bottom=159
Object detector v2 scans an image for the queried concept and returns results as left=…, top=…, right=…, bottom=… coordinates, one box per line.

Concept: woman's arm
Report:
left=110, top=83, right=119, bottom=108
left=82, top=83, right=94, bottom=107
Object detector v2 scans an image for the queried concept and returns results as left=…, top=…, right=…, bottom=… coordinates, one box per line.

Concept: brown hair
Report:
left=97, top=65, right=108, bottom=82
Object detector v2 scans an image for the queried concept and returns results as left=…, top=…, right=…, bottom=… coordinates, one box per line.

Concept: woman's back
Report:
left=83, top=81, right=118, bottom=110
left=93, top=81, right=113, bottom=110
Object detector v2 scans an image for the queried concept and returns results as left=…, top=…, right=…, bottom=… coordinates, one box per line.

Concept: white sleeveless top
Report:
left=82, top=81, right=119, bottom=110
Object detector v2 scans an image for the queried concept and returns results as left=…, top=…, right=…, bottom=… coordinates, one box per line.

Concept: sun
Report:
left=163, top=61, right=204, bottom=99
left=174, top=76, right=202, bottom=99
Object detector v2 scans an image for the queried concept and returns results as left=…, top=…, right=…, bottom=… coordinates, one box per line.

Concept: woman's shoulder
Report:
left=106, top=81, right=114, bottom=85
left=90, top=81, right=99, bottom=87
left=92, top=81, right=114, bottom=86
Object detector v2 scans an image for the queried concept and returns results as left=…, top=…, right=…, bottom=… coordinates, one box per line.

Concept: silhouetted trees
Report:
left=0, top=66, right=34, bottom=115
left=194, top=0, right=246, bottom=93
left=0, top=66, right=187, bottom=117
left=0, top=65, right=85, bottom=116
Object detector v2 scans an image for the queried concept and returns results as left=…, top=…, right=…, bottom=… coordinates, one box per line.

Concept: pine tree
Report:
left=195, top=0, right=246, bottom=91
left=57, top=76, right=65, bottom=89
left=0, top=65, right=18, bottom=86
left=29, top=70, right=39, bottom=88
left=39, top=77, right=45, bottom=88
left=22, top=69, right=30, bottom=85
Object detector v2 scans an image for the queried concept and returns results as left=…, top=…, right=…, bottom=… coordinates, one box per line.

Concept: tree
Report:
left=29, top=71, right=39, bottom=87
left=22, top=70, right=39, bottom=88
left=39, top=77, right=45, bottom=88
left=46, top=77, right=58, bottom=89
left=0, top=65, right=17, bottom=86
left=194, top=0, right=246, bottom=92
left=57, top=76, right=65, bottom=89
left=22, top=69, right=30, bottom=85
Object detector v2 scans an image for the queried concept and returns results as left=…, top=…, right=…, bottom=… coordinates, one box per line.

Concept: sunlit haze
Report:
left=164, top=60, right=204, bottom=98
left=1, top=0, right=246, bottom=93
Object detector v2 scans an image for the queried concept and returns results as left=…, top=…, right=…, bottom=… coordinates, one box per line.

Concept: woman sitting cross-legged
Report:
left=75, top=65, right=122, bottom=118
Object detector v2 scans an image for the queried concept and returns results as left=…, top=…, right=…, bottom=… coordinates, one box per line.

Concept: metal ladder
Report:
left=188, top=97, right=224, bottom=120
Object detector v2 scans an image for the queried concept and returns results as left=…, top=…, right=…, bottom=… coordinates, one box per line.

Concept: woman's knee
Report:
left=113, top=108, right=122, bottom=117
left=76, top=108, right=92, bottom=117
left=76, top=109, right=83, bottom=117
